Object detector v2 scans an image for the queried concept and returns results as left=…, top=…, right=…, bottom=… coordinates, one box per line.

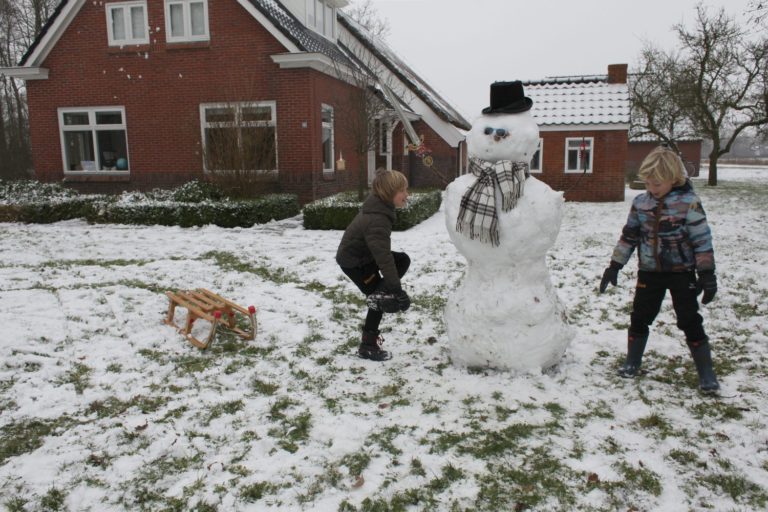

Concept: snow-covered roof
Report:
left=244, top=0, right=352, bottom=65
left=337, top=12, right=470, bottom=130
left=523, top=77, right=630, bottom=128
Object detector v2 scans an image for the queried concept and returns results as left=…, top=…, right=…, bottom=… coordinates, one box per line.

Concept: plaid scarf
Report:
left=455, top=159, right=528, bottom=247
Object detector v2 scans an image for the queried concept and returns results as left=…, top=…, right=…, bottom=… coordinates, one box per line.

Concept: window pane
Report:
left=306, top=0, right=315, bottom=26
left=205, top=107, right=235, bottom=123
left=321, top=108, right=332, bottom=124
left=205, top=127, right=239, bottom=169
left=315, top=0, right=323, bottom=29
left=97, top=130, right=128, bottom=169
left=242, top=127, right=276, bottom=170
left=170, top=4, right=184, bottom=37
left=111, top=8, right=126, bottom=40
left=191, top=2, right=205, bottom=36
left=96, top=111, right=123, bottom=125
left=567, top=149, right=579, bottom=170
left=324, top=5, right=333, bottom=36
left=242, top=106, right=272, bottom=122
left=64, top=131, right=95, bottom=170
left=130, top=6, right=145, bottom=40
left=530, top=150, right=540, bottom=170
left=63, top=112, right=89, bottom=126
left=322, top=126, right=332, bottom=169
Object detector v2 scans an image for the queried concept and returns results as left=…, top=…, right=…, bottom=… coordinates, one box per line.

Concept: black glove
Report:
left=366, top=290, right=402, bottom=313
left=696, top=270, right=717, bottom=304
left=599, top=261, right=623, bottom=293
left=395, top=290, right=410, bottom=311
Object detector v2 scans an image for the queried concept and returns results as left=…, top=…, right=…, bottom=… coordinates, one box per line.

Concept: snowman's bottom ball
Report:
left=444, top=281, right=573, bottom=371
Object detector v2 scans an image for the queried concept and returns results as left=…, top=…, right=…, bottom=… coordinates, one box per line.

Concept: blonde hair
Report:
left=372, top=168, right=408, bottom=203
left=637, top=146, right=687, bottom=186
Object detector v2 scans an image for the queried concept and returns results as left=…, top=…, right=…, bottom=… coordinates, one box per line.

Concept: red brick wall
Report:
left=23, top=0, right=439, bottom=203
left=628, top=141, right=702, bottom=178
left=536, top=129, right=627, bottom=202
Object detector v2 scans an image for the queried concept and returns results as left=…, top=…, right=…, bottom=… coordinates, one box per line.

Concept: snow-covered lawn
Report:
left=1, top=167, right=767, bottom=511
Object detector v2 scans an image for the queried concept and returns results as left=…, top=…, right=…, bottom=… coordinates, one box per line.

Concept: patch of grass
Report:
left=58, top=362, right=91, bottom=394
left=0, top=418, right=67, bottom=464
left=636, top=413, right=674, bottom=439
left=240, top=481, right=280, bottom=502
left=205, top=399, right=244, bottom=424
left=615, top=461, right=662, bottom=496
left=203, top=251, right=298, bottom=284
left=251, top=378, right=279, bottom=395
left=702, top=472, right=768, bottom=508
left=341, top=450, right=372, bottom=476
left=40, top=486, right=67, bottom=511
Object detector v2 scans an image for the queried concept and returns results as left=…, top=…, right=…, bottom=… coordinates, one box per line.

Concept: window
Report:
left=529, top=138, right=543, bottom=173
left=106, top=1, right=148, bottom=46
left=305, top=0, right=336, bottom=38
left=379, top=121, right=390, bottom=156
left=59, top=107, right=129, bottom=172
left=165, top=0, right=209, bottom=43
left=565, top=137, right=593, bottom=173
left=201, top=102, right=277, bottom=172
left=321, top=105, right=334, bottom=173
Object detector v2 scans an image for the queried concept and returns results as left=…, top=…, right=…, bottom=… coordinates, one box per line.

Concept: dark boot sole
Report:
left=358, top=350, right=392, bottom=361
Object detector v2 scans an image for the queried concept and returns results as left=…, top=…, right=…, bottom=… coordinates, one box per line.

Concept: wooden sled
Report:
left=165, top=288, right=257, bottom=349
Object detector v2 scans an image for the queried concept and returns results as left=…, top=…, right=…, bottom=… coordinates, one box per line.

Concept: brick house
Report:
left=1, top=0, right=470, bottom=203
left=628, top=137, right=702, bottom=178
left=522, top=64, right=630, bottom=201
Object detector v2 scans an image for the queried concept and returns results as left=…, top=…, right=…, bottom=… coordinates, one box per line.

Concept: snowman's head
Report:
left=467, top=111, right=539, bottom=163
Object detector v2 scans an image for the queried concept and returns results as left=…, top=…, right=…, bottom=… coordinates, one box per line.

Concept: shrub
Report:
left=302, top=189, right=441, bottom=231
left=0, top=179, right=299, bottom=227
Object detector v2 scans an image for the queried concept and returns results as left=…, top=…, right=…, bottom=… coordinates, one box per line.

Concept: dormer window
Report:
left=306, top=0, right=337, bottom=39
left=165, top=0, right=209, bottom=43
left=106, top=1, right=149, bottom=46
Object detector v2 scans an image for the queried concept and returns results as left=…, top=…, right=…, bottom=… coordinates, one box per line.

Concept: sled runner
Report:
left=164, top=288, right=257, bottom=349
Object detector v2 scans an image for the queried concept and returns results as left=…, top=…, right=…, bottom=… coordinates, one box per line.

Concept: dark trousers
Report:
left=629, top=270, right=706, bottom=342
left=341, top=252, right=410, bottom=332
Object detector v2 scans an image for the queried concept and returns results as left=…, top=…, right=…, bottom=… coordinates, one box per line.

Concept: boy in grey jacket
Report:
left=336, top=169, right=411, bottom=361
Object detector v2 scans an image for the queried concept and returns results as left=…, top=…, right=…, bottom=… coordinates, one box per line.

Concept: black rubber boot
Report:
left=688, top=338, right=720, bottom=393
left=358, top=330, right=392, bottom=361
left=617, top=331, right=649, bottom=378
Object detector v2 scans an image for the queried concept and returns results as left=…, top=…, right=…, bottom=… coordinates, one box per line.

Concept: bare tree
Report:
left=631, top=4, right=768, bottom=185
left=0, top=0, right=57, bottom=179
left=630, top=46, right=697, bottom=153
left=345, top=0, right=390, bottom=40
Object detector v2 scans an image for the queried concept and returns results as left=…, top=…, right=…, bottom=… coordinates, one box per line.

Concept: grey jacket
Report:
left=336, top=194, right=401, bottom=292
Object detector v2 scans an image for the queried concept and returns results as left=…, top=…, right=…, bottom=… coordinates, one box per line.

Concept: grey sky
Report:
left=364, top=0, right=756, bottom=121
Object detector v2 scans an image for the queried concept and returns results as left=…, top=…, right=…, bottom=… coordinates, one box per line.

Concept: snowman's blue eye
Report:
left=484, top=127, right=508, bottom=138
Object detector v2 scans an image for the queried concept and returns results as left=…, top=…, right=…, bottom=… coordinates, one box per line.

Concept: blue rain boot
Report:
left=617, top=331, right=648, bottom=378
left=688, top=338, right=720, bottom=394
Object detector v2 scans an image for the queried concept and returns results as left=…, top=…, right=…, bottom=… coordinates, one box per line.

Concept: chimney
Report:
left=607, top=63, right=628, bottom=84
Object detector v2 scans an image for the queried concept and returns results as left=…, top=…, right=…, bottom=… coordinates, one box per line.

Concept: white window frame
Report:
left=106, top=1, right=149, bottom=46
left=305, top=0, right=337, bottom=39
left=529, top=137, right=543, bottom=173
left=165, top=0, right=209, bottom=43
left=564, top=137, right=594, bottom=173
left=321, top=104, right=335, bottom=174
left=58, top=106, right=130, bottom=174
left=199, top=101, right=278, bottom=173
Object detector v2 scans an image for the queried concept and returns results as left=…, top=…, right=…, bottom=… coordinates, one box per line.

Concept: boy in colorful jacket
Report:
left=599, top=146, right=719, bottom=393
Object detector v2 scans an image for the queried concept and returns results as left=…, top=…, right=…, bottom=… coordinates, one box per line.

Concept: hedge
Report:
left=0, top=180, right=300, bottom=227
left=302, top=189, right=442, bottom=231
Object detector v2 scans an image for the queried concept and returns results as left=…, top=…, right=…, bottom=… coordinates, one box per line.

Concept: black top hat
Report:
left=482, top=81, right=533, bottom=114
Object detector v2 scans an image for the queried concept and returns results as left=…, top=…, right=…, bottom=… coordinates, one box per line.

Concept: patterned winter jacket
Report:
left=611, top=180, right=715, bottom=273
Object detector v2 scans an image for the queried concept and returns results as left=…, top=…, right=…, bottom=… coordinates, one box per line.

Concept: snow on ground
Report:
left=0, top=166, right=767, bottom=511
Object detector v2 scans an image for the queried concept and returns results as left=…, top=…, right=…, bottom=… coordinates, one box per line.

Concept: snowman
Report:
left=443, top=81, right=574, bottom=371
